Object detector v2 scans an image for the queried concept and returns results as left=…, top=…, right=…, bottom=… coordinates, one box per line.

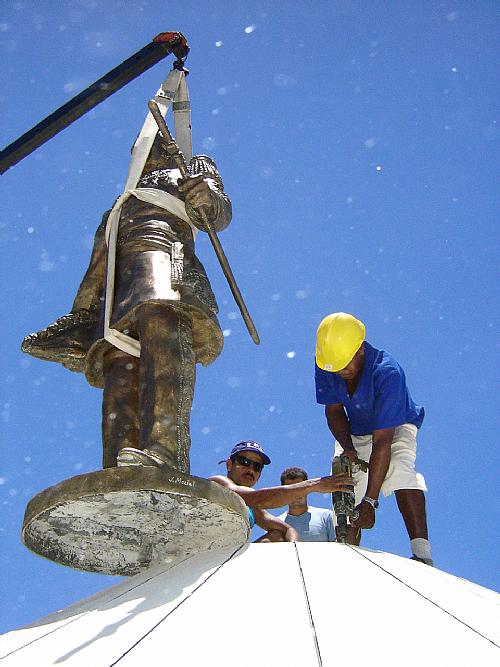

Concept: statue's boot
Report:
left=21, top=308, right=97, bottom=372
left=116, top=304, right=195, bottom=474
left=117, top=444, right=176, bottom=469
left=102, top=348, right=140, bottom=468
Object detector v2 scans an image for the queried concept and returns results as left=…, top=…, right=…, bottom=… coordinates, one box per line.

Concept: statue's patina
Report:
left=19, top=56, right=253, bottom=576
left=23, top=133, right=231, bottom=474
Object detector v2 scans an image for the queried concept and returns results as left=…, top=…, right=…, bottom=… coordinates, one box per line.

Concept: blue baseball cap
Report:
left=227, top=440, right=271, bottom=465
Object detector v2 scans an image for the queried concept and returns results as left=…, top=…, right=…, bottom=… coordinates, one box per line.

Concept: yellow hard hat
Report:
left=315, top=312, right=366, bottom=372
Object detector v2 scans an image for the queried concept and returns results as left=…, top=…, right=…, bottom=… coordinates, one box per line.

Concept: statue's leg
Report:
left=135, top=303, right=195, bottom=474
left=102, top=347, right=140, bottom=467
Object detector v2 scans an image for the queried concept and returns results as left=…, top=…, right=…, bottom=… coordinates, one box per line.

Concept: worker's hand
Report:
left=285, top=527, right=300, bottom=542
left=340, top=447, right=358, bottom=464
left=178, top=174, right=216, bottom=228
left=351, top=500, right=375, bottom=529
left=316, top=473, right=356, bottom=494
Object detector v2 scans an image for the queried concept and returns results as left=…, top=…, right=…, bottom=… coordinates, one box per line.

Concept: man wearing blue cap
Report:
left=209, top=441, right=353, bottom=540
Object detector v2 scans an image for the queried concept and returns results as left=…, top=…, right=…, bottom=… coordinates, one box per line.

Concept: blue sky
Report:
left=1, top=1, right=499, bottom=634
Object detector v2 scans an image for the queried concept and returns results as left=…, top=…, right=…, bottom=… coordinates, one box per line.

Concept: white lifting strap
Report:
left=103, top=69, right=192, bottom=358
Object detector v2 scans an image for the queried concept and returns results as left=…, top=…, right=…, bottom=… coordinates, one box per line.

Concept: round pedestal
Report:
left=22, top=467, right=249, bottom=576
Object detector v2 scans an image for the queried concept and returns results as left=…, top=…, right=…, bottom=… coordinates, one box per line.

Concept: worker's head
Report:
left=315, top=312, right=366, bottom=375
left=280, top=467, right=308, bottom=485
left=224, top=441, right=271, bottom=487
left=281, top=467, right=308, bottom=508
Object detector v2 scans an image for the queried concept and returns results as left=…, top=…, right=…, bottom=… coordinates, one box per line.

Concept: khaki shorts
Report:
left=334, top=423, right=427, bottom=505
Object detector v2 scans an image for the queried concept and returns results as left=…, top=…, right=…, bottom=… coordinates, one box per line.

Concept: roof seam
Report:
left=293, top=542, right=323, bottom=667
left=109, top=543, right=247, bottom=666
left=348, top=546, right=500, bottom=649
left=0, top=549, right=206, bottom=660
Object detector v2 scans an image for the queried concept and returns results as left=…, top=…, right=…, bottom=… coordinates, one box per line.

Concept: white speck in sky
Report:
left=201, top=426, right=211, bottom=435
left=271, top=293, right=281, bottom=301
left=274, top=73, right=296, bottom=89
left=223, top=329, right=232, bottom=337
left=211, top=108, right=220, bottom=115
left=260, top=166, right=273, bottom=179
left=27, top=227, right=34, bottom=234
left=227, top=311, right=238, bottom=320
left=227, top=376, right=241, bottom=388
left=269, top=405, right=276, bottom=412
left=347, top=196, right=353, bottom=203
left=202, top=136, right=216, bottom=150
left=0, top=478, right=5, bottom=485
left=365, top=137, right=378, bottom=148
left=217, top=86, right=230, bottom=96
left=295, top=290, right=308, bottom=300
left=24, top=457, right=31, bottom=463
left=74, top=463, right=84, bottom=471
left=286, top=351, right=296, bottom=359
left=63, top=81, right=78, bottom=93
left=39, top=250, right=54, bottom=272
left=376, top=165, right=382, bottom=171
left=451, top=67, right=458, bottom=73
left=244, top=25, right=256, bottom=34
left=215, top=40, right=223, bottom=47
left=447, top=12, right=458, bottom=21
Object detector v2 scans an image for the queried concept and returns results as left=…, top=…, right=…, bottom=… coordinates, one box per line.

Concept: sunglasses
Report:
left=232, top=454, right=264, bottom=473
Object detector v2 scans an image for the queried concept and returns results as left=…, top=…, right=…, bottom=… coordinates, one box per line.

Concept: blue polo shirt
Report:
left=315, top=342, right=424, bottom=436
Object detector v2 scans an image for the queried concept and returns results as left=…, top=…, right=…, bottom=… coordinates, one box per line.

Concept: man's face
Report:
left=335, top=345, right=364, bottom=381
left=282, top=476, right=307, bottom=506
left=227, top=451, right=264, bottom=487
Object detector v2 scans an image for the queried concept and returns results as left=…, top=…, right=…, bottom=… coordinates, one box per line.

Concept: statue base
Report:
left=22, top=467, right=249, bottom=576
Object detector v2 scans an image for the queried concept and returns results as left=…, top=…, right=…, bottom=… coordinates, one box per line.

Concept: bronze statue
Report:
left=23, top=133, right=232, bottom=474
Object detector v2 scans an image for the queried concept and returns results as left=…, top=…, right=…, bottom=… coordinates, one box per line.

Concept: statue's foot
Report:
left=117, top=448, right=161, bottom=467
left=117, top=447, right=175, bottom=469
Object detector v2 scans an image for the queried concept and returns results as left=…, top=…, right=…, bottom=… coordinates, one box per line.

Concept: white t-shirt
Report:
left=278, top=506, right=335, bottom=542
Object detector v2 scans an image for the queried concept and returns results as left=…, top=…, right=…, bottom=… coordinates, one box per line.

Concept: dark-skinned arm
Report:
left=208, top=474, right=353, bottom=510
left=352, top=427, right=395, bottom=529
left=253, top=508, right=300, bottom=542
left=325, top=403, right=358, bottom=462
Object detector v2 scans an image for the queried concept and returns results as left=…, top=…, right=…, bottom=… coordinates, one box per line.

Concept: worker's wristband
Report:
left=362, top=496, right=379, bottom=509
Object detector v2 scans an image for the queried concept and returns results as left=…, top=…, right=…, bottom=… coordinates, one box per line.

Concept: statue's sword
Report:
left=148, top=100, right=260, bottom=345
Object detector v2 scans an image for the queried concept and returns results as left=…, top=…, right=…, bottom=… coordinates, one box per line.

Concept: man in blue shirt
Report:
left=315, top=312, right=433, bottom=565
left=277, top=467, right=336, bottom=542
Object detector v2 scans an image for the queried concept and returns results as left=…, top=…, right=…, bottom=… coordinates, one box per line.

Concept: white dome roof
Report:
left=1, top=543, right=499, bottom=666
